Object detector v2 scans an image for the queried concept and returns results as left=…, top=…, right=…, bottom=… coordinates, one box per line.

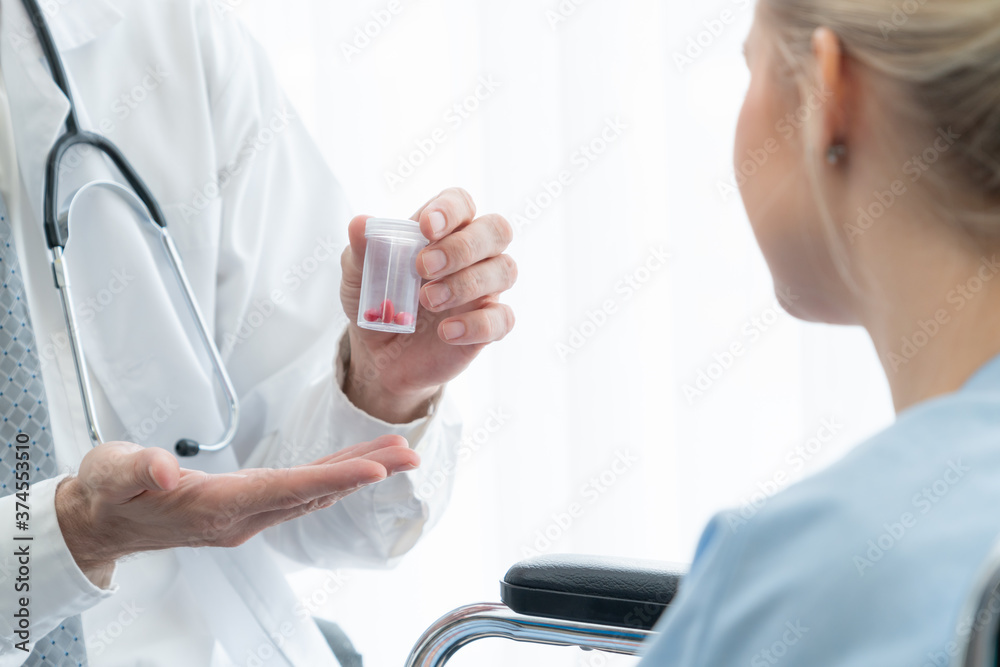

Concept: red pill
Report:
left=380, top=299, right=395, bottom=324
left=363, top=308, right=381, bottom=322
left=394, top=312, right=415, bottom=326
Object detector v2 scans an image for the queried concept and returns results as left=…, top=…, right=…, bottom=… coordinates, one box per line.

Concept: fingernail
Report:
left=429, top=211, right=446, bottom=236
left=394, top=463, right=419, bottom=474
left=422, top=249, right=447, bottom=276
left=425, top=283, right=452, bottom=308
left=442, top=320, right=466, bottom=341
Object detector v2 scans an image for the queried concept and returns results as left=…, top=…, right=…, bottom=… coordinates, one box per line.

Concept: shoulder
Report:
left=687, top=390, right=1000, bottom=660
left=736, top=390, right=1000, bottom=567
left=97, top=0, right=252, bottom=98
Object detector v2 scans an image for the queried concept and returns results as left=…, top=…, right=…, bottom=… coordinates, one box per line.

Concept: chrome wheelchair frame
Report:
left=405, top=546, right=1000, bottom=667
left=405, top=555, right=683, bottom=667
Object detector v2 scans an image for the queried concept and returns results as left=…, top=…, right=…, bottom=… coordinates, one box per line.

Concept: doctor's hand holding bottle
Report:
left=341, top=187, right=518, bottom=424
left=54, top=187, right=515, bottom=586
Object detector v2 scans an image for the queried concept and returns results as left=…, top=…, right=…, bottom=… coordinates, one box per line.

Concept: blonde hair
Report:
left=761, top=0, right=1000, bottom=237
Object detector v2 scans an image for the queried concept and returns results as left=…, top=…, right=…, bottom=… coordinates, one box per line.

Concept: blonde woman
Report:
left=640, top=0, right=1000, bottom=663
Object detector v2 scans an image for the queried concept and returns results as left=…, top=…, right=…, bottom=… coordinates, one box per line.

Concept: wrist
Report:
left=55, top=476, right=124, bottom=584
left=342, top=328, right=440, bottom=424
left=344, top=362, right=439, bottom=424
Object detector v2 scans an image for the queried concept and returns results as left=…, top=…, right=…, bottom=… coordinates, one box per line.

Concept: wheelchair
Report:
left=404, top=548, right=1000, bottom=666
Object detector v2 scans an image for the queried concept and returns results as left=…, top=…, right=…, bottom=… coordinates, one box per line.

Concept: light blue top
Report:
left=639, top=353, right=1000, bottom=666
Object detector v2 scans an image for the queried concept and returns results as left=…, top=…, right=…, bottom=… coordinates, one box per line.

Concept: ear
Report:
left=811, top=27, right=851, bottom=157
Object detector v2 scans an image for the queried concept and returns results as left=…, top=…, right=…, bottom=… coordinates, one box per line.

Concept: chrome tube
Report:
left=156, top=229, right=239, bottom=453
left=53, top=246, right=105, bottom=446
left=54, top=181, right=239, bottom=455
left=405, top=603, right=653, bottom=667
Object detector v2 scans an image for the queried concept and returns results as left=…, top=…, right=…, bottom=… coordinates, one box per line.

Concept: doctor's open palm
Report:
left=54, top=436, right=419, bottom=586
left=341, top=188, right=518, bottom=424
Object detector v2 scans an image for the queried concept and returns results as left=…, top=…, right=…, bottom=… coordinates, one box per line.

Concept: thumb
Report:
left=341, top=215, right=370, bottom=321
left=123, top=447, right=180, bottom=494
left=343, top=214, right=370, bottom=282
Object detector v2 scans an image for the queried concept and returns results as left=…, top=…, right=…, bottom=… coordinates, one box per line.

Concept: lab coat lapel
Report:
left=2, top=5, right=70, bottom=225
left=1, top=0, right=123, bottom=223
left=35, top=0, right=124, bottom=51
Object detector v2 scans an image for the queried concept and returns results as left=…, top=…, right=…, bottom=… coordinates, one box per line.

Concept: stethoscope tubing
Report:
left=22, top=0, right=239, bottom=456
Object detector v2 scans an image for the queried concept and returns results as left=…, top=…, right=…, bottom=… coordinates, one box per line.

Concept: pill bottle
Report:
left=357, top=218, right=429, bottom=334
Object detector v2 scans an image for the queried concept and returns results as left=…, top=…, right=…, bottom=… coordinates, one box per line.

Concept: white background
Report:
left=230, top=0, right=896, bottom=664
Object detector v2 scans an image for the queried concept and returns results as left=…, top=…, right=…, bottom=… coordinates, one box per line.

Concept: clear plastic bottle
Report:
left=357, top=218, right=429, bottom=334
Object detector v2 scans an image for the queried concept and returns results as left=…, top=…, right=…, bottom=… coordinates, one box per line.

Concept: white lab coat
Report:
left=0, top=0, right=463, bottom=665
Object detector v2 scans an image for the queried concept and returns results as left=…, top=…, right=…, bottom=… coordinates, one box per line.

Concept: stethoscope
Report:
left=22, top=0, right=239, bottom=457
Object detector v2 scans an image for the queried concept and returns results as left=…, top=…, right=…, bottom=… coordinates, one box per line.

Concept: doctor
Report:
left=0, top=0, right=517, bottom=666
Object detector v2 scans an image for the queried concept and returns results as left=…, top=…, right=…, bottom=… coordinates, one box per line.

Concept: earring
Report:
left=827, top=144, right=847, bottom=166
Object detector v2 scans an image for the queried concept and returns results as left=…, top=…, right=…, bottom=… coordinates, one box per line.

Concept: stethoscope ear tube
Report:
left=44, top=131, right=168, bottom=251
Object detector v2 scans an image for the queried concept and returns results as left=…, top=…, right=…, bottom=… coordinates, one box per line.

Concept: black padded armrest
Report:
left=500, top=554, right=685, bottom=631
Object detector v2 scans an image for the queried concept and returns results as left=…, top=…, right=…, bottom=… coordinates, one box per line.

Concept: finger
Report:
left=413, top=187, right=477, bottom=243
left=421, top=254, right=518, bottom=312
left=438, top=301, right=516, bottom=345
left=304, top=435, right=410, bottom=467
left=360, top=444, right=421, bottom=474
left=240, top=452, right=419, bottom=537
left=243, top=458, right=388, bottom=513
left=417, top=214, right=513, bottom=281
left=146, top=448, right=181, bottom=492
left=342, top=214, right=371, bottom=283
left=103, top=444, right=180, bottom=501
left=240, top=487, right=360, bottom=538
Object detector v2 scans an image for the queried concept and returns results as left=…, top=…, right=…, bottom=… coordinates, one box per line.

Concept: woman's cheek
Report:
left=735, top=82, right=776, bottom=219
